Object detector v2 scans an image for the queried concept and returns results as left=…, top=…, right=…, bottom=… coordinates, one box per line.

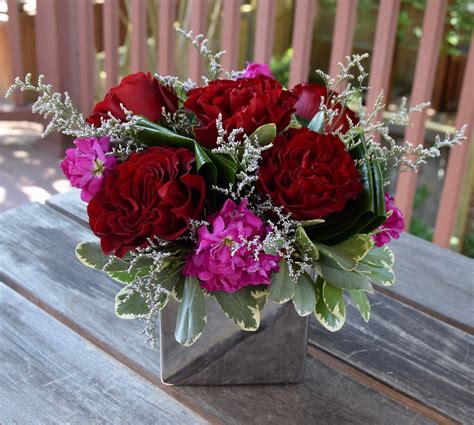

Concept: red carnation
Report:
left=88, top=147, right=206, bottom=257
left=258, top=128, right=363, bottom=220
left=87, top=72, right=178, bottom=126
left=184, top=76, right=297, bottom=148
left=292, top=83, right=357, bottom=133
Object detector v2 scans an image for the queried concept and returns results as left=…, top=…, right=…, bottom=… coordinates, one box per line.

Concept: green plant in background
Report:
left=463, top=233, right=474, bottom=258
left=270, top=48, right=293, bottom=87
left=409, top=185, right=434, bottom=242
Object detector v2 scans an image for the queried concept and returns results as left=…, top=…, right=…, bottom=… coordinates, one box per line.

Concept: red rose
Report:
left=258, top=128, right=363, bottom=220
left=292, top=83, right=357, bottom=133
left=87, top=72, right=178, bottom=126
left=184, top=76, right=297, bottom=148
left=88, top=147, right=206, bottom=257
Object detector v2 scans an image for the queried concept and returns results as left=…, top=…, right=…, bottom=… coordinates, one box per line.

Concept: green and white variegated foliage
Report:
left=75, top=230, right=395, bottom=344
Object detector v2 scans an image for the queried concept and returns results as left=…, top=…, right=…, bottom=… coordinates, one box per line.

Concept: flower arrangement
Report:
left=7, top=31, right=465, bottom=347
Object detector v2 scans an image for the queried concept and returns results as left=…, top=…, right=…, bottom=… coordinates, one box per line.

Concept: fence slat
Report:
left=221, top=0, right=241, bottom=72
left=103, top=0, right=119, bottom=89
left=253, top=0, right=276, bottom=63
left=394, top=0, right=448, bottom=225
left=6, top=0, right=24, bottom=105
left=35, top=0, right=61, bottom=90
left=366, top=0, right=401, bottom=123
left=130, top=0, right=147, bottom=73
left=329, top=0, right=357, bottom=79
left=188, top=0, right=209, bottom=83
left=288, top=0, right=316, bottom=87
left=158, top=0, right=177, bottom=75
left=77, top=0, right=95, bottom=115
left=433, top=37, right=474, bottom=247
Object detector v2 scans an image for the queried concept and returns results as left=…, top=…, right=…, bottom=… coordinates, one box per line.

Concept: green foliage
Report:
left=348, top=289, right=370, bottom=322
left=314, top=277, right=346, bottom=332
left=307, top=111, right=325, bottom=134
left=463, top=233, right=474, bottom=258
left=270, top=48, right=293, bottom=86
left=295, top=226, right=320, bottom=261
left=250, top=123, right=277, bottom=146
left=115, top=285, right=150, bottom=319
left=213, top=287, right=260, bottom=331
left=175, top=276, right=207, bottom=346
left=269, top=261, right=295, bottom=303
left=292, top=272, right=318, bottom=317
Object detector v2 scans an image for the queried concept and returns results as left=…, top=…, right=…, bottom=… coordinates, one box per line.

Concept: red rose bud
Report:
left=258, top=128, right=363, bottom=220
left=184, top=76, right=297, bottom=148
left=292, top=83, right=358, bottom=133
left=87, top=72, right=178, bottom=126
left=87, top=147, right=206, bottom=257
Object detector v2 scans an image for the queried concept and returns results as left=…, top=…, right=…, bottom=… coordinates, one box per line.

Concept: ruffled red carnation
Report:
left=184, top=76, right=297, bottom=148
left=87, top=72, right=178, bottom=126
left=292, top=83, right=357, bottom=133
left=88, top=147, right=206, bottom=257
left=258, top=128, right=363, bottom=220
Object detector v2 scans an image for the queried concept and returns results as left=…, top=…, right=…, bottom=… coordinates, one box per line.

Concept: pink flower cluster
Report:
left=241, top=62, right=274, bottom=79
left=372, top=193, right=405, bottom=247
left=61, top=137, right=116, bottom=202
left=183, top=199, right=280, bottom=293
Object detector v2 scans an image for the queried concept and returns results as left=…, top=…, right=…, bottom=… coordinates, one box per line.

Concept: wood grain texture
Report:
left=309, top=291, right=474, bottom=424
left=389, top=233, right=474, bottom=330
left=0, top=202, right=432, bottom=424
left=0, top=283, right=206, bottom=424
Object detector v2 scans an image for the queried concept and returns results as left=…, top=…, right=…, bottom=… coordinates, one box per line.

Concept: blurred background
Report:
left=0, top=0, right=473, bottom=257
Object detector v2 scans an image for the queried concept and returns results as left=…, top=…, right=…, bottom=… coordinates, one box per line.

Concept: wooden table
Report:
left=1, top=190, right=473, bottom=424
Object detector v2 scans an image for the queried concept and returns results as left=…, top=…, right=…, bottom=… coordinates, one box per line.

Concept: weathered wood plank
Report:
left=309, top=290, right=474, bottom=424
left=47, top=191, right=474, bottom=330
left=389, top=233, right=474, bottom=329
left=0, top=203, right=434, bottom=424
left=0, top=283, right=206, bottom=424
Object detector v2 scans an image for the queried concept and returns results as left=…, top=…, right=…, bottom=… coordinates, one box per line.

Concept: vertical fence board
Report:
left=288, top=0, right=316, bottom=87
left=130, top=0, right=147, bottom=73
left=6, top=0, right=24, bottom=105
left=221, top=0, right=241, bottom=72
left=104, top=0, right=119, bottom=89
left=366, top=0, right=401, bottom=126
left=158, top=0, right=177, bottom=75
left=329, top=0, right=357, bottom=80
left=434, top=38, right=474, bottom=247
left=77, top=0, right=95, bottom=115
left=35, top=0, right=61, bottom=90
left=188, top=0, right=209, bottom=83
left=253, top=0, right=276, bottom=63
left=395, top=0, right=448, bottom=225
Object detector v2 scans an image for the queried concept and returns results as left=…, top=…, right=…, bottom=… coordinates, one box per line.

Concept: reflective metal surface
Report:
left=160, top=296, right=309, bottom=385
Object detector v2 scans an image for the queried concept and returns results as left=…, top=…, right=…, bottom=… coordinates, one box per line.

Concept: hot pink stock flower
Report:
left=372, top=193, right=405, bottom=247
left=61, top=136, right=116, bottom=202
left=183, top=199, right=280, bottom=293
left=241, top=62, right=274, bottom=79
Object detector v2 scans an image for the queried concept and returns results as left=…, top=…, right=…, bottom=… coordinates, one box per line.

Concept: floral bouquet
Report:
left=7, top=31, right=465, bottom=347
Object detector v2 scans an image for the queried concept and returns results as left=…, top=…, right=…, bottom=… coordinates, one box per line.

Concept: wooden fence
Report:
left=1, top=0, right=473, bottom=249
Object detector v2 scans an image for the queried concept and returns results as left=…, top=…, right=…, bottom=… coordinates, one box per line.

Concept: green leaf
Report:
left=136, top=116, right=195, bottom=150
left=299, top=219, right=325, bottom=228
left=213, top=287, right=260, bottom=331
left=75, top=241, right=109, bottom=270
left=348, top=289, right=370, bottom=322
left=175, top=276, right=207, bottom=346
left=314, top=278, right=346, bottom=331
left=115, top=285, right=150, bottom=319
left=155, top=265, right=184, bottom=292
left=362, top=246, right=395, bottom=268
left=357, top=262, right=395, bottom=287
left=208, top=151, right=238, bottom=186
left=194, top=141, right=217, bottom=186
left=308, top=111, right=325, bottom=133
left=315, top=234, right=374, bottom=271
left=250, top=123, right=277, bottom=146
left=292, top=272, right=317, bottom=316
left=269, top=261, right=295, bottom=303
left=321, top=281, right=346, bottom=319
left=318, top=255, right=374, bottom=292
left=105, top=257, right=153, bottom=284
left=295, top=226, right=319, bottom=261
left=172, top=275, right=185, bottom=301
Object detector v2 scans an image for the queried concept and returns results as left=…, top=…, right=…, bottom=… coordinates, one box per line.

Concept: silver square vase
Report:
left=160, top=296, right=309, bottom=385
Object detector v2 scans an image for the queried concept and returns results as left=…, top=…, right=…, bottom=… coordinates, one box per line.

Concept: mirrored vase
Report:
left=160, top=296, right=309, bottom=385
